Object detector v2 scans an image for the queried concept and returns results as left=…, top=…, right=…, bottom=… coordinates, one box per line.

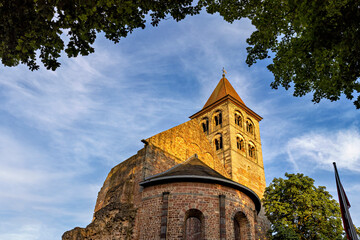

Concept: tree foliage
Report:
left=244, top=0, right=360, bottom=108
left=0, top=0, right=200, bottom=71
left=1, top=0, right=360, bottom=108
left=263, top=173, right=344, bottom=240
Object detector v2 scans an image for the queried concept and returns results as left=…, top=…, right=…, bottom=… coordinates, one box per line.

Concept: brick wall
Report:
left=138, top=182, right=257, bottom=240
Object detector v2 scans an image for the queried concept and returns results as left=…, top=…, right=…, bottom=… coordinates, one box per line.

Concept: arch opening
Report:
left=213, top=110, right=222, bottom=127
left=213, top=133, right=223, bottom=151
left=184, top=209, right=205, bottom=240
left=236, top=135, right=245, bottom=151
left=246, top=119, right=254, bottom=135
left=235, top=111, right=242, bottom=127
left=200, top=117, right=209, bottom=134
left=234, top=211, right=250, bottom=240
left=248, top=142, right=256, bottom=160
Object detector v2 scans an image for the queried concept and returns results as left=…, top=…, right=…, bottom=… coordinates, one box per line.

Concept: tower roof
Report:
left=190, top=75, right=262, bottom=121
left=202, top=77, right=245, bottom=109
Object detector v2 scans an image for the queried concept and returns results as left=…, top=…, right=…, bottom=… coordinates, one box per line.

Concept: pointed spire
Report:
left=190, top=71, right=262, bottom=122
left=202, top=74, right=245, bottom=110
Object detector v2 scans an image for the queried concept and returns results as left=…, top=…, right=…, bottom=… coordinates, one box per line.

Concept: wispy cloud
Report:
left=0, top=60, right=101, bottom=132
left=0, top=223, right=42, bottom=240
left=285, top=127, right=360, bottom=172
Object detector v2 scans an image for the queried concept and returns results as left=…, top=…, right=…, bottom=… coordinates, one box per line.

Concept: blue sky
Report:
left=0, top=11, right=359, bottom=239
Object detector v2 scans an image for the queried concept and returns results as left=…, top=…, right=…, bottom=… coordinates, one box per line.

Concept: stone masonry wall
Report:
left=146, top=119, right=229, bottom=178
left=138, top=182, right=257, bottom=240
left=194, top=102, right=232, bottom=176
left=62, top=148, right=146, bottom=240
left=227, top=101, right=266, bottom=199
left=193, top=100, right=266, bottom=199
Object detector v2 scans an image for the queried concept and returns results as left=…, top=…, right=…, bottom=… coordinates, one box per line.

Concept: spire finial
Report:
left=222, top=67, right=227, bottom=78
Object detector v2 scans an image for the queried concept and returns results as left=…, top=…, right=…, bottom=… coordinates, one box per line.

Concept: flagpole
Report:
left=333, top=162, right=358, bottom=240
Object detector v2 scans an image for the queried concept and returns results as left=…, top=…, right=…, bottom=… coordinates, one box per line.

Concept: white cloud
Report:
left=0, top=60, right=101, bottom=132
left=0, top=223, right=42, bottom=240
left=0, top=129, right=98, bottom=208
left=285, top=127, right=360, bottom=172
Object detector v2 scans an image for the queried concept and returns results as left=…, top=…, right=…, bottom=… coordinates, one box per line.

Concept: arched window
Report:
left=184, top=209, right=205, bottom=240
left=200, top=117, right=209, bottom=134
left=213, top=110, right=222, bottom=126
left=234, top=212, right=250, bottom=240
left=234, top=111, right=242, bottom=127
left=248, top=142, right=256, bottom=159
left=214, top=134, right=223, bottom=151
left=236, top=135, right=245, bottom=151
left=246, top=119, right=254, bottom=135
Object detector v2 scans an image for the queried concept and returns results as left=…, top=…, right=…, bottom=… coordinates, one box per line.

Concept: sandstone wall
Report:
left=227, top=101, right=266, bottom=199
left=62, top=203, right=137, bottom=240
left=63, top=148, right=146, bottom=240
left=193, top=100, right=266, bottom=199
left=193, top=101, right=233, bottom=176
left=146, top=119, right=229, bottom=178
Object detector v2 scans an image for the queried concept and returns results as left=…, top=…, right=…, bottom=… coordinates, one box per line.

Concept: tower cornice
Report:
left=189, top=95, right=262, bottom=121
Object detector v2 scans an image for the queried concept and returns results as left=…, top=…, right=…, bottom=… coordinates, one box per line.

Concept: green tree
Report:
left=1, top=1, right=359, bottom=108
left=263, top=173, right=344, bottom=240
left=0, top=0, right=200, bottom=71
left=243, top=0, right=360, bottom=108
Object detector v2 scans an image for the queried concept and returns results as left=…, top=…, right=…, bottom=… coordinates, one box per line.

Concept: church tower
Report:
left=63, top=71, right=270, bottom=240
left=190, top=72, right=266, bottom=198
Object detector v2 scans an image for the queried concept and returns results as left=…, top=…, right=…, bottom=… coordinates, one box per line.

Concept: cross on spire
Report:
left=222, top=67, right=227, bottom=78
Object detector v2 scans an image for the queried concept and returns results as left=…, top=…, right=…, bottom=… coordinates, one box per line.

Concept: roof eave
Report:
left=189, top=95, right=262, bottom=122
left=139, top=175, right=261, bottom=213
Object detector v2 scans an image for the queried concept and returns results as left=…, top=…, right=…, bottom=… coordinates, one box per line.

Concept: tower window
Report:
left=248, top=143, right=256, bottom=159
left=236, top=136, right=244, bottom=151
left=214, top=110, right=222, bottom=126
left=246, top=119, right=254, bottom=135
left=200, top=117, right=209, bottom=134
left=214, top=134, right=223, bottom=151
left=235, top=111, right=242, bottom=127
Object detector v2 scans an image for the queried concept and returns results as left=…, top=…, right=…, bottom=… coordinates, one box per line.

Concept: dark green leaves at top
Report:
left=244, top=0, right=360, bottom=108
left=0, top=0, right=201, bottom=71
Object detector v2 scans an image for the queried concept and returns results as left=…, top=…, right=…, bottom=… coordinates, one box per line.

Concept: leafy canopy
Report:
left=0, top=0, right=201, bottom=71
left=244, top=0, right=360, bottom=108
left=263, top=173, right=344, bottom=240
left=1, top=0, right=359, bottom=107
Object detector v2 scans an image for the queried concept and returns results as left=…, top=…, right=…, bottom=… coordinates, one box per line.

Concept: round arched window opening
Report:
left=234, top=211, right=251, bottom=240
left=236, top=135, right=245, bottom=151
left=248, top=142, right=256, bottom=160
left=246, top=119, right=254, bottom=135
left=213, top=134, right=223, bottom=151
left=200, top=117, right=209, bottom=134
left=184, top=209, right=205, bottom=240
left=235, top=111, right=243, bottom=127
left=213, top=110, right=222, bottom=127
